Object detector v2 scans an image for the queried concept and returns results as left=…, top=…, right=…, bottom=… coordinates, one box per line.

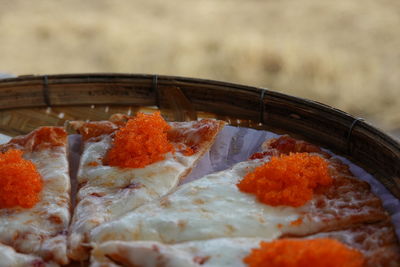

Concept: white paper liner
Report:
left=0, top=133, right=11, bottom=144
left=1, top=126, right=399, bottom=240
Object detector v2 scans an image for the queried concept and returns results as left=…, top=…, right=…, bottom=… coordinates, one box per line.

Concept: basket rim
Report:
left=0, top=72, right=398, bottom=144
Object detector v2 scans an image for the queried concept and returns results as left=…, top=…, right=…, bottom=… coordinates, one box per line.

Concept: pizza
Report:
left=90, top=135, right=399, bottom=266
left=0, top=127, right=70, bottom=266
left=67, top=113, right=226, bottom=260
left=0, top=114, right=398, bottom=266
left=90, top=221, right=400, bottom=267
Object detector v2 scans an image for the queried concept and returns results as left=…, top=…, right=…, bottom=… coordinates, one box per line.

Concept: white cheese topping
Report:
left=0, top=243, right=58, bottom=267
left=91, top=158, right=306, bottom=244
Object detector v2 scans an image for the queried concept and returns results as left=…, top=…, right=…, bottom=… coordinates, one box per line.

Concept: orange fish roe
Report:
left=0, top=149, right=43, bottom=209
left=243, top=239, right=365, bottom=267
left=237, top=153, right=332, bottom=207
left=106, top=112, right=174, bottom=168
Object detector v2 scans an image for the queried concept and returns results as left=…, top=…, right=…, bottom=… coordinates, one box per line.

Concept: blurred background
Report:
left=0, top=0, right=399, bottom=138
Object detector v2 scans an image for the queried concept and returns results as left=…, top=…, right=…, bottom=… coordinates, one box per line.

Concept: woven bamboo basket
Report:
left=0, top=73, right=399, bottom=201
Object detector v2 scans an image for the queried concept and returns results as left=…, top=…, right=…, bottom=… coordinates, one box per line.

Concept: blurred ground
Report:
left=0, top=0, right=399, bottom=137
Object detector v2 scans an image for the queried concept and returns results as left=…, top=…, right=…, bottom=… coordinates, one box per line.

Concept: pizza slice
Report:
left=68, top=112, right=225, bottom=260
left=90, top=135, right=390, bottom=245
left=90, top=221, right=400, bottom=267
left=0, top=127, right=70, bottom=265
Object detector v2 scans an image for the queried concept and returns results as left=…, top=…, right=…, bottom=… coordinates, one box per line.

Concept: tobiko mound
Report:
left=0, top=149, right=43, bottom=209
left=107, top=112, right=174, bottom=168
left=243, top=238, right=365, bottom=267
left=237, top=153, right=332, bottom=207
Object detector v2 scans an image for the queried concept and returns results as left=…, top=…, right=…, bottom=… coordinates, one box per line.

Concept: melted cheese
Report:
left=77, top=136, right=195, bottom=189
left=0, top=147, right=70, bottom=265
left=71, top=136, right=199, bottom=229
left=0, top=243, right=58, bottom=267
left=90, top=158, right=310, bottom=244
left=91, top=238, right=268, bottom=267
